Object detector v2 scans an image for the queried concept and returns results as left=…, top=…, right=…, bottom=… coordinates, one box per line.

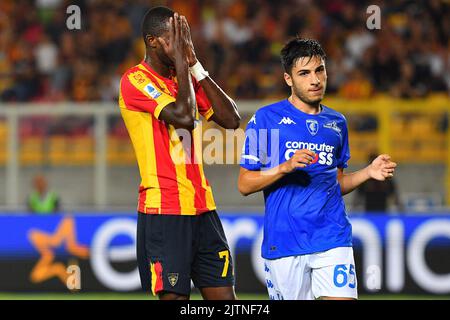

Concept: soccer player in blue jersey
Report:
left=238, top=38, right=397, bottom=300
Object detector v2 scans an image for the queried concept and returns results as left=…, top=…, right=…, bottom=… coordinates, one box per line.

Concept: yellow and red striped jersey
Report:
left=119, top=61, right=216, bottom=215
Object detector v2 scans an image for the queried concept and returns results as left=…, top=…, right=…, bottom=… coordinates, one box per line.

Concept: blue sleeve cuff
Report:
left=240, top=163, right=262, bottom=171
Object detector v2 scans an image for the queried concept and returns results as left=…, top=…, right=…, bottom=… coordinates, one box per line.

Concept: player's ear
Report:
left=146, top=35, right=158, bottom=49
left=284, top=72, right=293, bottom=87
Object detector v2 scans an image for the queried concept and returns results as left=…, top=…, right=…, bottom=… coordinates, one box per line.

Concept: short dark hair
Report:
left=141, top=6, right=174, bottom=41
left=280, top=38, right=326, bottom=74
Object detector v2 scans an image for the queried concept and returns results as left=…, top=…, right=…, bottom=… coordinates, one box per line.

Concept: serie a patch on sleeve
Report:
left=144, top=83, right=162, bottom=99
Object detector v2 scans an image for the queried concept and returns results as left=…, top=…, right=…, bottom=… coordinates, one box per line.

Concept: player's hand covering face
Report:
left=157, top=13, right=191, bottom=65
left=284, top=56, right=327, bottom=105
left=368, top=154, right=397, bottom=180
left=180, top=16, right=197, bottom=67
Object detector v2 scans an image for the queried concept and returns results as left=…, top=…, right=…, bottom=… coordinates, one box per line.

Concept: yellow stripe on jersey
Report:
left=128, top=70, right=175, bottom=118
left=198, top=162, right=216, bottom=210
left=119, top=105, right=161, bottom=210
left=192, top=121, right=203, bottom=165
left=168, top=126, right=196, bottom=215
left=203, top=107, right=215, bottom=120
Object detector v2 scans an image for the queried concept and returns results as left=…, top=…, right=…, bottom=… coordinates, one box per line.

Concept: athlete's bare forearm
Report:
left=338, top=154, right=397, bottom=195
left=171, top=59, right=196, bottom=128
left=337, top=167, right=371, bottom=195
left=198, top=76, right=240, bottom=129
left=157, top=14, right=196, bottom=130
left=238, top=165, right=288, bottom=196
left=180, top=15, right=240, bottom=130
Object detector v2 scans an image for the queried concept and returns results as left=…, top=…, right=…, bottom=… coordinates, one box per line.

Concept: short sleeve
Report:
left=336, top=118, right=351, bottom=169
left=120, top=70, right=175, bottom=119
left=240, top=112, right=266, bottom=171
left=194, top=78, right=214, bottom=120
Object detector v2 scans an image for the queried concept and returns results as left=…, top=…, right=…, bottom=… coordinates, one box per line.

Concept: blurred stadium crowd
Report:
left=0, top=0, right=448, bottom=104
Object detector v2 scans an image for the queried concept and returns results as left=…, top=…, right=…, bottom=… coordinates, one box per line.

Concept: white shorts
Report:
left=264, top=247, right=358, bottom=300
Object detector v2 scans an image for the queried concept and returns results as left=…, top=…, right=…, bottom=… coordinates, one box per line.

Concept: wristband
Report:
left=189, top=61, right=209, bottom=81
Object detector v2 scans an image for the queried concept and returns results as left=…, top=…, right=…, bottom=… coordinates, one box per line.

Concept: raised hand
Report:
left=367, top=154, right=397, bottom=181
left=180, top=15, right=197, bottom=67
left=281, top=149, right=316, bottom=173
left=157, top=13, right=186, bottom=65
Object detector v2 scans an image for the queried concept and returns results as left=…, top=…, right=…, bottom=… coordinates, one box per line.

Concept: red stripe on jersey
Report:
left=184, top=147, right=207, bottom=213
left=152, top=117, right=181, bottom=214
left=138, top=185, right=147, bottom=213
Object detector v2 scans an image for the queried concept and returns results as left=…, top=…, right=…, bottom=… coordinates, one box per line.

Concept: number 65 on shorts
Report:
left=264, top=247, right=358, bottom=300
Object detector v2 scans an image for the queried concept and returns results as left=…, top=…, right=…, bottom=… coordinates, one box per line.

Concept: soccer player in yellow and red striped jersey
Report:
left=119, top=6, right=240, bottom=300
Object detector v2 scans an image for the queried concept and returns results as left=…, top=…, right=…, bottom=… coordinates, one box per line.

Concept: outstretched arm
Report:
left=338, top=154, right=397, bottom=195
left=181, top=16, right=240, bottom=129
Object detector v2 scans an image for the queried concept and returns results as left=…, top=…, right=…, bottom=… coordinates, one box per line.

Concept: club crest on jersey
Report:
left=323, top=121, right=341, bottom=133
left=168, top=273, right=179, bottom=287
left=144, top=83, right=162, bottom=99
left=306, top=119, right=319, bottom=135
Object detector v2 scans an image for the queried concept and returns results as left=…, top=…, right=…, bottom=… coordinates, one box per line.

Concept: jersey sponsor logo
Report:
left=168, top=273, right=179, bottom=287
left=306, top=119, right=319, bottom=135
left=248, top=114, right=256, bottom=124
left=285, top=141, right=335, bottom=165
left=144, top=83, right=162, bottom=99
left=324, top=121, right=341, bottom=133
left=278, top=117, right=296, bottom=125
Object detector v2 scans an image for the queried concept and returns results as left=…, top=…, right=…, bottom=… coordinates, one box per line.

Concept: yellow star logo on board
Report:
left=28, top=216, right=89, bottom=285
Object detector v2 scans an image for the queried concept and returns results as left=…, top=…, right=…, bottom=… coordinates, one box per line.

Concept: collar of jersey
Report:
left=139, top=60, right=176, bottom=84
left=284, top=98, right=325, bottom=117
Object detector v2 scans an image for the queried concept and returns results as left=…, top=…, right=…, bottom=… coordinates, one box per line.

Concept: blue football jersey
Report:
left=240, top=99, right=353, bottom=259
